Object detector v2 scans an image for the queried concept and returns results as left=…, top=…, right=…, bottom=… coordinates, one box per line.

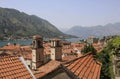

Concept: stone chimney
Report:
left=50, top=38, right=62, bottom=61
left=32, top=35, right=44, bottom=70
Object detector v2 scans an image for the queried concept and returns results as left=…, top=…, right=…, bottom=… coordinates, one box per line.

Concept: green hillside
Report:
left=0, top=7, right=72, bottom=40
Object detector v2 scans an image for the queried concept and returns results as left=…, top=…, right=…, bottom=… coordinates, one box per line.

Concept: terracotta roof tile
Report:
left=0, top=56, right=34, bottom=79
left=0, top=42, right=85, bottom=60
left=65, top=53, right=102, bottom=79
left=0, top=45, right=21, bottom=51
left=33, top=60, right=61, bottom=79
left=77, top=55, right=93, bottom=77
left=92, top=43, right=103, bottom=52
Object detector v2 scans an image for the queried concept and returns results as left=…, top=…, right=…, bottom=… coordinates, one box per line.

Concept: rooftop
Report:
left=65, top=53, right=102, bottom=79
left=0, top=44, right=21, bottom=51
left=0, top=42, right=84, bottom=60
left=92, top=43, right=103, bottom=52
left=0, top=56, right=34, bottom=79
left=33, top=60, right=61, bottom=79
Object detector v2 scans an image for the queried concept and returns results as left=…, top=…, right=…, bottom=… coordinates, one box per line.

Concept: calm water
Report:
left=66, top=38, right=82, bottom=42
left=0, top=40, right=32, bottom=47
left=0, top=38, right=81, bottom=47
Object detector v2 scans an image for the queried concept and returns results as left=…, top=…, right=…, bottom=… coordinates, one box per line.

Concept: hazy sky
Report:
left=0, top=0, right=120, bottom=30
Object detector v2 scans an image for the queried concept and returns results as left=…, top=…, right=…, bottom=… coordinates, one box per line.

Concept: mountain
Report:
left=66, top=23, right=120, bottom=38
left=0, top=7, right=72, bottom=40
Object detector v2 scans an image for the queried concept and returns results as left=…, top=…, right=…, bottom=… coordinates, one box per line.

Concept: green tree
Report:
left=82, top=44, right=97, bottom=55
left=97, top=48, right=113, bottom=79
left=96, top=37, right=119, bottom=79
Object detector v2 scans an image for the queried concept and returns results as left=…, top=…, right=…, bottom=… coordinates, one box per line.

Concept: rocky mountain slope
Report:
left=0, top=7, right=72, bottom=40
left=66, top=23, right=120, bottom=38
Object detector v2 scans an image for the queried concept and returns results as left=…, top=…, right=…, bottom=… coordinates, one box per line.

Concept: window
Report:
left=33, top=41, right=35, bottom=48
left=37, top=40, right=41, bottom=48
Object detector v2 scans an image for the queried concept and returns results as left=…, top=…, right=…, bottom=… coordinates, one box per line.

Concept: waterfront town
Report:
left=0, top=35, right=119, bottom=79
left=1, top=0, right=120, bottom=79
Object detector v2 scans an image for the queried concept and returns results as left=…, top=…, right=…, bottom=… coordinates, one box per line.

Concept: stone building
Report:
left=32, top=35, right=44, bottom=70
left=50, top=38, right=62, bottom=61
left=87, top=36, right=98, bottom=44
left=26, top=36, right=63, bottom=70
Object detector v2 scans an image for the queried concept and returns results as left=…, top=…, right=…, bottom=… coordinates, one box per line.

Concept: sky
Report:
left=0, top=0, right=120, bottom=31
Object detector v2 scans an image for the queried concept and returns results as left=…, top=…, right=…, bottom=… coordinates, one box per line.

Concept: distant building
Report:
left=87, top=36, right=98, bottom=44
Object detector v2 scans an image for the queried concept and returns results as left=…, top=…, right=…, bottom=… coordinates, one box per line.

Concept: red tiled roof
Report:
left=62, top=43, right=84, bottom=54
left=33, top=60, right=61, bottom=79
left=23, top=52, right=32, bottom=60
left=20, top=46, right=32, bottom=51
left=0, top=56, right=34, bottom=79
left=65, top=53, right=102, bottom=79
left=0, top=42, right=86, bottom=63
left=92, top=43, right=103, bottom=52
left=0, top=45, right=21, bottom=51
left=62, top=55, right=79, bottom=63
